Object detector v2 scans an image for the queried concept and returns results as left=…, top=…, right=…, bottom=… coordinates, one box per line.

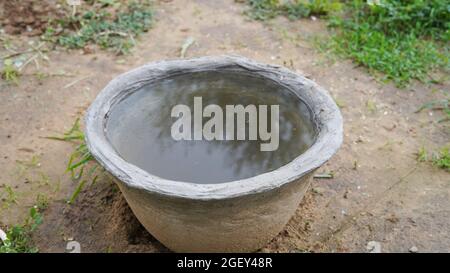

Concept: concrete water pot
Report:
left=85, top=56, right=343, bottom=252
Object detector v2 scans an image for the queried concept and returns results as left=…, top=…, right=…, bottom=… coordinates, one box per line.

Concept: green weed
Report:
left=432, top=146, right=450, bottom=171
left=1, top=186, right=18, bottom=209
left=0, top=207, right=42, bottom=253
left=417, top=146, right=428, bottom=162
left=416, top=99, right=450, bottom=123
left=36, top=194, right=49, bottom=210
left=416, top=145, right=450, bottom=171
left=1, top=59, right=20, bottom=84
left=46, top=118, right=99, bottom=204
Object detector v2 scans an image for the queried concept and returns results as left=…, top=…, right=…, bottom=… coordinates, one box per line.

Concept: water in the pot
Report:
left=106, top=71, right=317, bottom=183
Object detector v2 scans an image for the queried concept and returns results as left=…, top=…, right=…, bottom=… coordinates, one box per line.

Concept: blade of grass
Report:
left=68, top=180, right=87, bottom=204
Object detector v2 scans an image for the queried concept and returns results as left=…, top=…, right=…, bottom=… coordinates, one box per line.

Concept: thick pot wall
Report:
left=116, top=173, right=313, bottom=252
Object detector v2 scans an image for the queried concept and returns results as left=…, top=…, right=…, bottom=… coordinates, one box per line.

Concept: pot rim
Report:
left=85, top=55, right=343, bottom=200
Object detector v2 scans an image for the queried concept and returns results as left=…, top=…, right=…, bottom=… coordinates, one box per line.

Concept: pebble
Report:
left=0, top=228, right=6, bottom=242
left=367, top=241, right=382, bottom=253
left=409, top=246, right=418, bottom=253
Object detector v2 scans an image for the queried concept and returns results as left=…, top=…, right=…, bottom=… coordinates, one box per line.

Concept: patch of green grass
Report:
left=432, top=146, right=450, bottom=171
left=244, top=0, right=280, bottom=21
left=325, top=0, right=449, bottom=87
left=0, top=207, right=42, bottom=253
left=288, top=0, right=342, bottom=19
left=243, top=0, right=342, bottom=21
left=353, top=0, right=449, bottom=41
left=46, top=118, right=99, bottom=204
left=284, top=1, right=311, bottom=20
left=326, top=25, right=446, bottom=86
left=416, top=145, right=450, bottom=171
left=327, top=23, right=447, bottom=86
left=43, top=0, right=154, bottom=55
left=244, top=1, right=449, bottom=87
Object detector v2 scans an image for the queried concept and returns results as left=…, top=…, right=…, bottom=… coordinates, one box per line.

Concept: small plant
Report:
left=36, top=194, right=49, bottom=210
left=1, top=59, right=20, bottom=84
left=416, top=145, right=450, bottom=171
left=0, top=207, right=42, bottom=253
left=432, top=146, right=450, bottom=171
left=1, top=186, right=18, bottom=209
left=416, top=146, right=428, bottom=162
left=46, top=118, right=99, bottom=204
left=416, top=99, right=450, bottom=123
left=47, top=118, right=92, bottom=177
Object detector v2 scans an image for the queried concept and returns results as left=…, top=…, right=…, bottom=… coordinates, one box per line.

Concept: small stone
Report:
left=367, top=241, right=382, bottom=253
left=312, top=187, right=325, bottom=195
left=409, top=246, right=418, bottom=253
left=0, top=228, right=7, bottom=242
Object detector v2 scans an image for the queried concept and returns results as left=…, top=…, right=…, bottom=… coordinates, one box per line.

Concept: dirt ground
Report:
left=0, top=0, right=449, bottom=253
left=0, top=0, right=62, bottom=36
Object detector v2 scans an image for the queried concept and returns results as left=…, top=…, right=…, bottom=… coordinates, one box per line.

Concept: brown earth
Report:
left=0, top=0, right=449, bottom=253
left=0, top=0, right=64, bottom=36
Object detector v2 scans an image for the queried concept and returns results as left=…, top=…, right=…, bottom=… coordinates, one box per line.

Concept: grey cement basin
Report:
left=85, top=56, right=343, bottom=252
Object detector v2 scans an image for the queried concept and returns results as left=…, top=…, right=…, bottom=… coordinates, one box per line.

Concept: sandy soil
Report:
left=0, top=0, right=449, bottom=253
